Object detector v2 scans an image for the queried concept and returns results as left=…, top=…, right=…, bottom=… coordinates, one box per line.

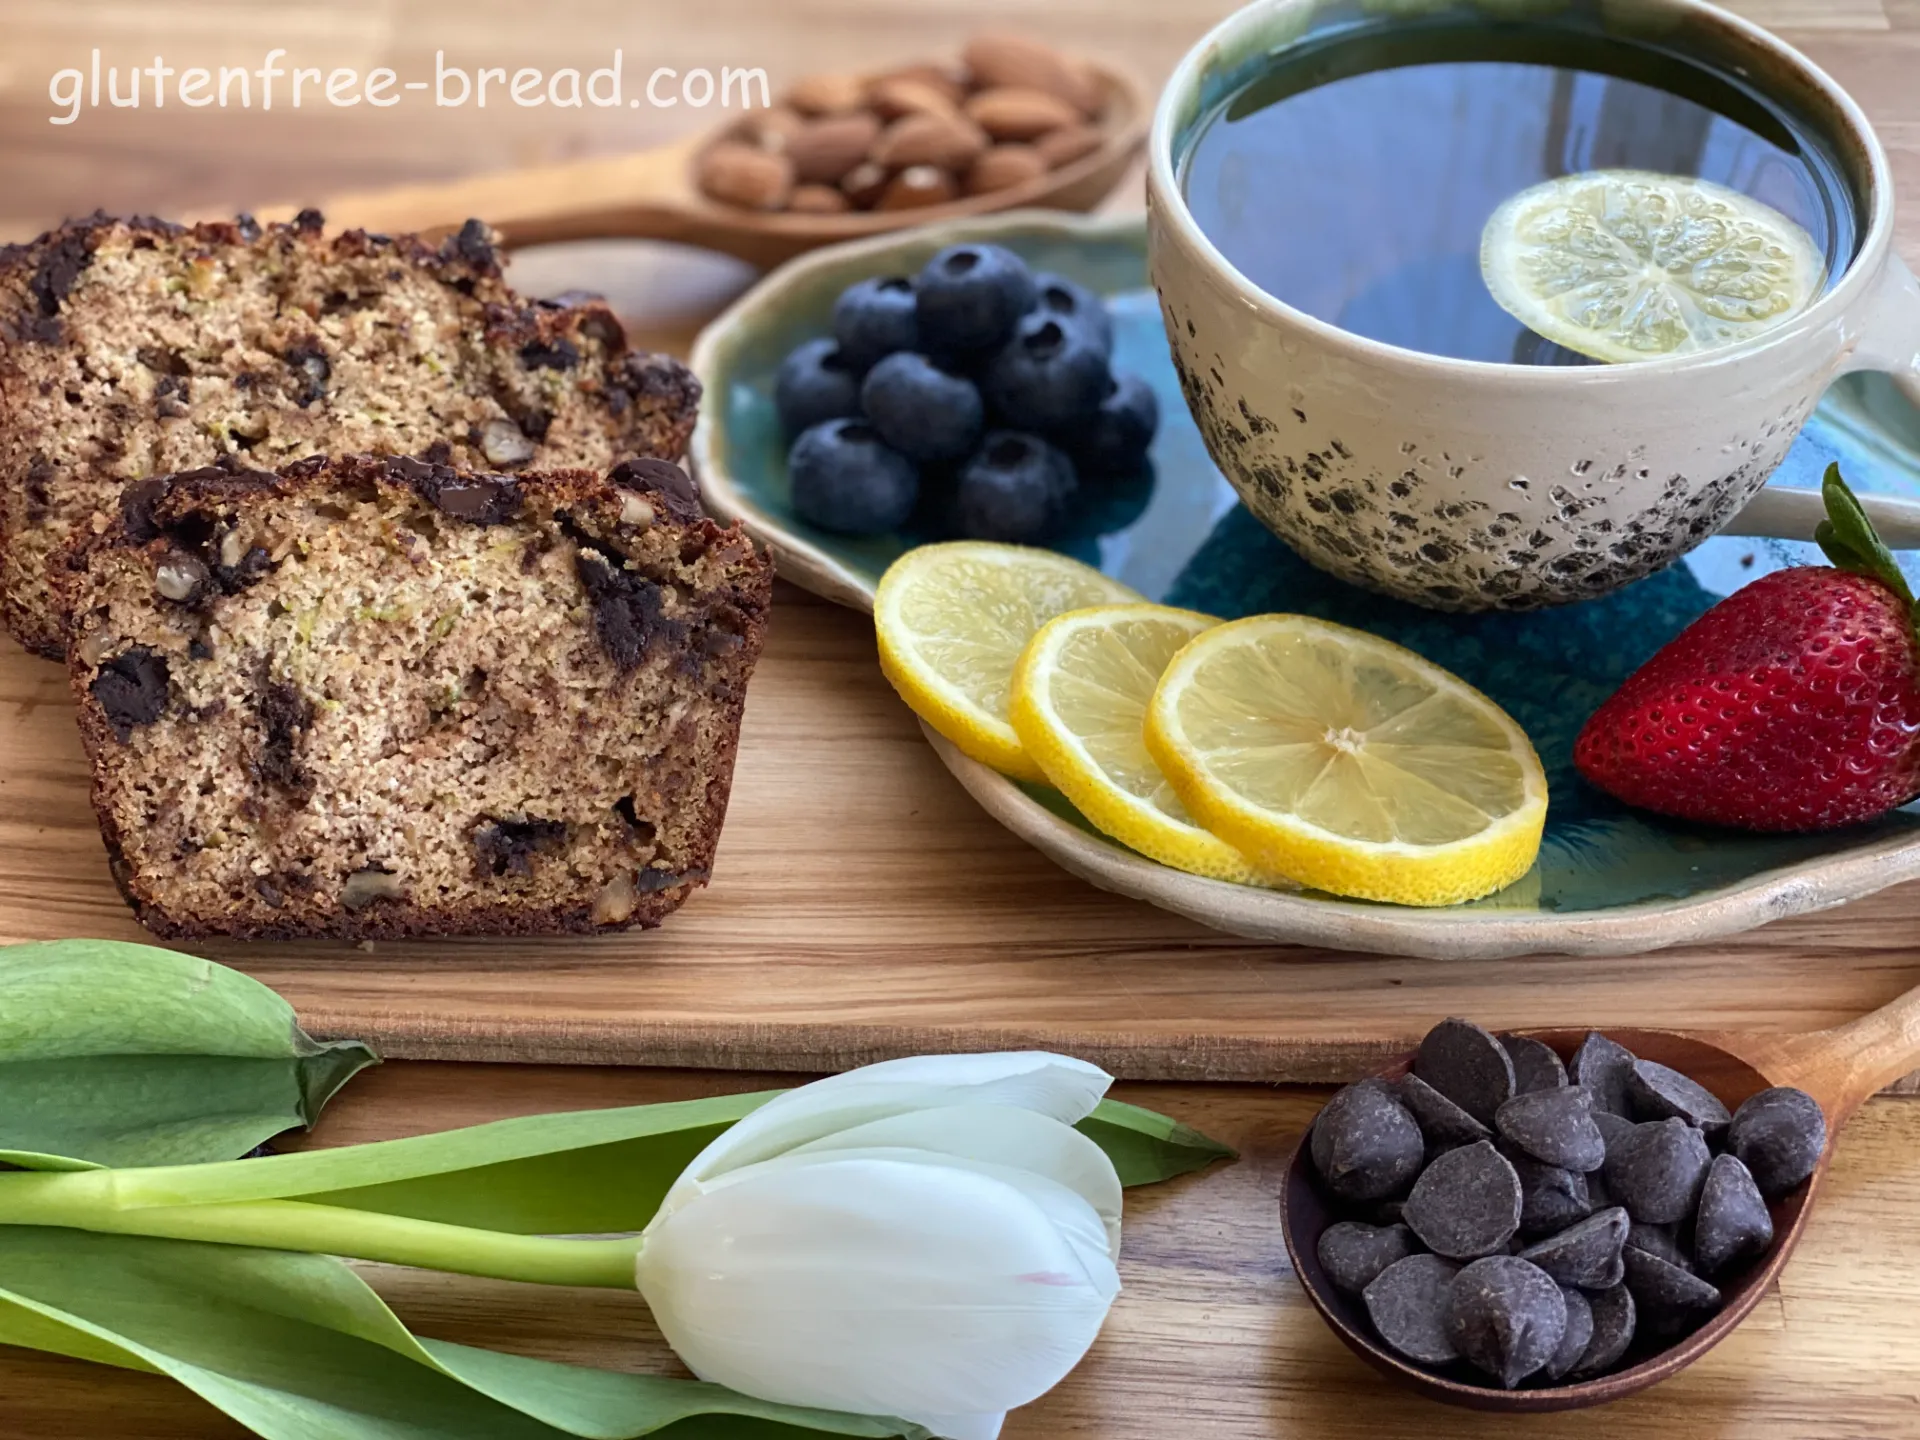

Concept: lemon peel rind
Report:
left=1143, top=614, right=1548, bottom=907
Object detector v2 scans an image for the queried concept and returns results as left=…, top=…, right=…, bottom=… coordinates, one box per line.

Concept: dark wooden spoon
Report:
left=1280, top=986, right=1920, bottom=1411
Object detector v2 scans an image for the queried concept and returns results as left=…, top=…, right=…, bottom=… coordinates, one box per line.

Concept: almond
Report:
left=840, top=161, right=891, bottom=209
left=963, top=33, right=1101, bottom=117
left=965, top=144, right=1048, bottom=195
left=786, top=72, right=867, bottom=116
left=1034, top=123, right=1104, bottom=170
left=877, top=165, right=958, bottom=210
left=695, top=143, right=795, bottom=211
left=733, top=106, right=806, bottom=154
left=788, top=112, right=882, bottom=184
left=871, top=111, right=989, bottom=171
left=789, top=183, right=852, bottom=215
left=964, top=86, right=1083, bottom=143
left=872, top=63, right=967, bottom=108
left=869, top=75, right=964, bottom=123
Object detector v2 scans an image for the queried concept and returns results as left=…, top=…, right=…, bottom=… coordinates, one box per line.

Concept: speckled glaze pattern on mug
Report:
left=1147, top=0, right=1920, bottom=612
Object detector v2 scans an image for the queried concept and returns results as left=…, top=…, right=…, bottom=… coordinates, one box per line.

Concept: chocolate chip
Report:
left=1543, top=1285, right=1594, bottom=1382
left=1508, top=1150, right=1593, bottom=1238
left=1628, top=1059, right=1732, bottom=1141
left=1569, top=1284, right=1636, bottom=1377
left=1501, top=1035, right=1568, bottom=1095
left=634, top=865, right=707, bottom=894
left=1593, top=1108, right=1636, bottom=1160
left=255, top=680, right=314, bottom=801
left=1363, top=1254, right=1461, bottom=1366
left=1725, top=1087, right=1826, bottom=1197
left=1623, top=1246, right=1721, bottom=1340
left=1496, top=1085, right=1606, bottom=1173
left=292, top=207, right=326, bottom=234
left=283, top=339, right=331, bottom=408
left=1397, top=1073, right=1491, bottom=1152
left=1446, top=1256, right=1566, bottom=1388
left=1404, top=1140, right=1522, bottom=1259
left=519, top=337, right=581, bottom=371
left=610, top=456, right=704, bottom=522
left=389, top=456, right=523, bottom=525
left=445, top=217, right=498, bottom=270
left=1625, top=1221, right=1692, bottom=1274
left=473, top=815, right=569, bottom=877
left=574, top=547, right=687, bottom=673
left=29, top=230, right=93, bottom=317
left=1310, top=1079, right=1426, bottom=1203
left=1317, top=1221, right=1418, bottom=1295
left=1517, top=1206, right=1629, bottom=1289
left=91, top=646, right=170, bottom=740
left=1569, top=1031, right=1637, bottom=1117
left=1694, top=1153, right=1773, bottom=1277
left=1605, top=1119, right=1712, bottom=1225
left=121, top=477, right=172, bottom=542
left=1414, top=1018, right=1515, bottom=1126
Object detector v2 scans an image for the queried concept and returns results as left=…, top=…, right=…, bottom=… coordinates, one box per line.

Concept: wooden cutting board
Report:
left=7, top=582, right=1920, bottom=1084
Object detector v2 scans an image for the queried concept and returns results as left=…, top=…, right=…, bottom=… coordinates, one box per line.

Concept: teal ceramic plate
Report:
left=690, top=212, right=1920, bottom=958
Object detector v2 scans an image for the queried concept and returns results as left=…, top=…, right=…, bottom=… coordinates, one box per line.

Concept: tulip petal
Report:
left=636, top=1155, right=1118, bottom=1423
left=908, top=1412, right=1005, bottom=1440
left=781, top=1107, right=1123, bottom=1259
left=665, top=1053, right=1112, bottom=1199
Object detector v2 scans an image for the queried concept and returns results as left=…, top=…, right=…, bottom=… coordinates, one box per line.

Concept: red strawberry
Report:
left=1575, top=466, right=1920, bottom=832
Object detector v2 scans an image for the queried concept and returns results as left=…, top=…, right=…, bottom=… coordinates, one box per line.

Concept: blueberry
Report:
left=788, top=419, right=919, bottom=536
left=1071, top=373, right=1159, bottom=476
left=859, top=353, right=984, bottom=464
left=982, top=312, right=1111, bottom=434
left=915, top=244, right=1038, bottom=360
left=951, top=431, right=1077, bottom=544
left=774, top=338, right=862, bottom=437
left=1033, top=271, right=1113, bottom=358
left=832, top=276, right=918, bottom=372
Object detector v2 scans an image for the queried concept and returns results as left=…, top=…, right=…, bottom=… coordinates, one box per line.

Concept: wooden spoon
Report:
left=231, top=64, right=1147, bottom=270
left=1280, top=986, right=1920, bottom=1412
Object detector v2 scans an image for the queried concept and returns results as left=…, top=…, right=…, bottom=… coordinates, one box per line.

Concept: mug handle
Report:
left=1721, top=255, right=1920, bottom=548
left=1844, top=252, right=1920, bottom=409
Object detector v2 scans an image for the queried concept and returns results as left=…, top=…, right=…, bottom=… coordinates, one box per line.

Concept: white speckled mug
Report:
left=1147, top=0, right=1920, bottom=611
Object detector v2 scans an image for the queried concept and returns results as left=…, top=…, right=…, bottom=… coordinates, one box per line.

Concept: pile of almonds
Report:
left=696, top=33, right=1110, bottom=215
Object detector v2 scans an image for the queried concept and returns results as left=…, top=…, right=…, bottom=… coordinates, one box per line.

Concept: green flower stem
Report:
left=0, top=1171, right=642, bottom=1289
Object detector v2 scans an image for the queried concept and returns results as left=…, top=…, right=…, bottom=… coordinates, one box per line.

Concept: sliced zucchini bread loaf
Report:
left=0, top=210, right=699, bottom=657
left=64, top=453, right=772, bottom=939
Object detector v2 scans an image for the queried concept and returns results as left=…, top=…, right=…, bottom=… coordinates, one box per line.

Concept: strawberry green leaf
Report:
left=1815, top=463, right=1917, bottom=623
left=0, top=941, right=377, bottom=1169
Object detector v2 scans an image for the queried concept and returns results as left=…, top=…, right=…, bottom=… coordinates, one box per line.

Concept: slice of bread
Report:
left=64, top=453, right=771, bottom=940
left=0, top=210, right=699, bottom=658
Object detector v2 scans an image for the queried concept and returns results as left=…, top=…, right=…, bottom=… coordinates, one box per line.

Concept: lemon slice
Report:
left=1144, top=615, right=1546, bottom=906
left=1480, top=169, right=1825, bottom=363
left=1010, top=604, right=1283, bottom=886
left=876, top=542, right=1143, bottom=781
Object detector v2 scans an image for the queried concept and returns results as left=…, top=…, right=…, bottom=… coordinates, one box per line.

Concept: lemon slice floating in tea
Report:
left=1009, top=603, right=1283, bottom=886
left=876, top=542, right=1142, bottom=782
left=1480, top=169, right=1825, bottom=363
left=1143, top=615, right=1547, bottom=906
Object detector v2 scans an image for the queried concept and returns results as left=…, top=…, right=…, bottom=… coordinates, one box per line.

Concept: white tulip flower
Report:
left=634, top=1052, right=1124, bottom=1440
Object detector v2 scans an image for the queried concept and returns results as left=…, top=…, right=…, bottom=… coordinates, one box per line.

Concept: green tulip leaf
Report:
left=0, top=1228, right=930, bottom=1439
left=0, top=940, right=378, bottom=1168
left=1079, top=1098, right=1238, bottom=1185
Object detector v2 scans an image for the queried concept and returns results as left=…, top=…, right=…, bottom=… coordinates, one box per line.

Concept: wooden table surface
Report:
left=5, top=1, right=1920, bottom=1436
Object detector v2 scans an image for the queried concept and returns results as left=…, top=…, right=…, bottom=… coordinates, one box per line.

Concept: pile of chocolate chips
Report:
left=1307, top=1018, right=1826, bottom=1389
